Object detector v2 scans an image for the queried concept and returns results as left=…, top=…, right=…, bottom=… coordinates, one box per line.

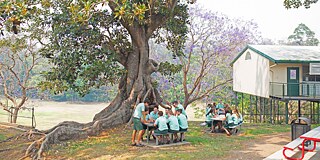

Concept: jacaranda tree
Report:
left=154, top=5, right=260, bottom=108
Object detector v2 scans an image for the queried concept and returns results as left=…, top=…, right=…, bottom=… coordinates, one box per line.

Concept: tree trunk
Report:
left=12, top=107, right=19, bottom=123
left=25, top=29, right=159, bottom=159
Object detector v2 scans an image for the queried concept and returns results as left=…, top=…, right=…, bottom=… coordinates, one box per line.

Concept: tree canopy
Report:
left=288, top=23, right=319, bottom=46
left=153, top=6, right=260, bottom=108
left=284, top=0, right=318, bottom=8
left=0, top=0, right=192, bottom=98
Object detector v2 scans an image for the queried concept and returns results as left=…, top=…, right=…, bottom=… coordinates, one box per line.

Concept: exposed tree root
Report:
left=23, top=101, right=132, bottom=160
left=16, top=129, right=46, bottom=141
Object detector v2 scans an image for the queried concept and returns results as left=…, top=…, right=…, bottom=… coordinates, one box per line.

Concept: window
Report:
left=245, top=51, right=251, bottom=60
left=303, top=65, right=320, bottom=82
left=310, top=63, right=320, bottom=75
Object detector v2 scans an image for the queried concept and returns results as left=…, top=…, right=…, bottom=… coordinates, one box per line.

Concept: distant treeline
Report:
left=26, top=86, right=117, bottom=102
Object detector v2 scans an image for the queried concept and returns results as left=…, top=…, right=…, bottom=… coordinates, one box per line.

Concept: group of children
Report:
left=131, top=100, right=189, bottom=146
left=205, top=101, right=243, bottom=136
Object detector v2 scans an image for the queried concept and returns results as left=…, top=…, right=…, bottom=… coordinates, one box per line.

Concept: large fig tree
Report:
left=1, top=0, right=193, bottom=159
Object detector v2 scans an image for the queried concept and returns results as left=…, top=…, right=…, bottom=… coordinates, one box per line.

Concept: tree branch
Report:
left=187, top=79, right=233, bottom=106
left=0, top=70, right=17, bottom=107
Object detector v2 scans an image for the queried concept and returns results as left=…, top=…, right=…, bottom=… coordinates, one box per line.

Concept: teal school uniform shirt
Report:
left=216, top=103, right=224, bottom=109
left=133, top=103, right=145, bottom=119
left=205, top=107, right=211, bottom=115
left=176, top=104, right=187, bottom=116
left=149, top=111, right=159, bottom=120
left=232, top=114, right=240, bottom=124
left=206, top=113, right=214, bottom=122
left=226, top=113, right=234, bottom=124
left=155, top=116, right=168, bottom=131
left=146, top=114, right=150, bottom=121
left=167, top=116, right=179, bottom=131
left=177, top=114, right=188, bottom=129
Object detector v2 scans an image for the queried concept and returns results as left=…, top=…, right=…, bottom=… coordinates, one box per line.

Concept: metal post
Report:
left=242, top=93, right=244, bottom=117
left=256, top=96, right=258, bottom=123
left=298, top=100, right=301, bottom=118
left=235, top=92, right=238, bottom=107
left=318, top=102, right=320, bottom=124
left=286, top=101, right=289, bottom=124
left=314, top=84, right=316, bottom=98
left=277, top=100, right=280, bottom=124
left=263, top=98, right=266, bottom=123
left=311, top=102, right=313, bottom=122
left=260, top=97, right=262, bottom=123
left=270, top=99, right=273, bottom=124
left=250, top=95, right=252, bottom=123
left=31, top=107, right=35, bottom=128
left=282, top=84, right=285, bottom=98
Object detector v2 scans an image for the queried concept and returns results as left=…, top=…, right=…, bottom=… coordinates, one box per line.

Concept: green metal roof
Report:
left=231, top=45, right=320, bottom=65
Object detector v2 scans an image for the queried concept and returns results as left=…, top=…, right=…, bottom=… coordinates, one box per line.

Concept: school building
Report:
left=231, top=45, right=320, bottom=124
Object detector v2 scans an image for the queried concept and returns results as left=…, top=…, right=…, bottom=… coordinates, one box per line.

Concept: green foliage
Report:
left=284, top=0, right=318, bottom=9
left=158, top=61, right=183, bottom=77
left=35, top=1, right=127, bottom=96
left=153, top=3, right=189, bottom=58
left=49, top=87, right=116, bottom=102
left=288, top=23, right=319, bottom=46
left=191, top=103, right=206, bottom=118
left=1, top=0, right=191, bottom=98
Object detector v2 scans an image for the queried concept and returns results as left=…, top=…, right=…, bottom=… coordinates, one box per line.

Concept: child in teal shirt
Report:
left=222, top=107, right=237, bottom=136
left=167, top=110, right=179, bottom=143
left=172, top=101, right=187, bottom=117
left=153, top=111, right=169, bottom=145
left=149, top=107, right=159, bottom=121
left=205, top=109, right=218, bottom=133
left=177, top=109, right=188, bottom=141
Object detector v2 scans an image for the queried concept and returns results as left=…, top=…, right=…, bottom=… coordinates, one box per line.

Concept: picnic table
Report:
left=211, top=115, right=225, bottom=121
left=144, top=122, right=155, bottom=144
left=283, top=126, right=320, bottom=160
left=211, top=115, right=226, bottom=131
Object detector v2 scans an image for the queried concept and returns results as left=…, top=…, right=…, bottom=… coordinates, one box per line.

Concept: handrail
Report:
left=270, top=82, right=320, bottom=98
left=270, top=82, right=320, bottom=85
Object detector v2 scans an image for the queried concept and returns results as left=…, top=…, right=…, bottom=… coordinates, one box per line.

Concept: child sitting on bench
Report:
left=167, top=110, right=179, bottom=143
left=232, top=108, right=241, bottom=124
left=177, top=109, right=188, bottom=141
left=222, top=107, right=238, bottom=136
left=205, top=108, right=218, bottom=133
left=153, top=111, right=169, bottom=145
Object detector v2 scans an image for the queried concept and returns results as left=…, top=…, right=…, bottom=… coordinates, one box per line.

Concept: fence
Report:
left=236, top=93, right=320, bottom=124
left=0, top=106, right=36, bottom=128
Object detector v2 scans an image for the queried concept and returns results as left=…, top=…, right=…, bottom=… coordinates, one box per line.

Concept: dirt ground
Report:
left=0, top=123, right=33, bottom=160
left=226, top=132, right=290, bottom=160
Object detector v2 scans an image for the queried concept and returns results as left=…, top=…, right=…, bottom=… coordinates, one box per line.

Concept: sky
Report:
left=197, top=0, right=320, bottom=42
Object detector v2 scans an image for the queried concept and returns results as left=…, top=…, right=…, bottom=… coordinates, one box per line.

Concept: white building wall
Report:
left=269, top=63, right=303, bottom=96
left=233, top=49, right=270, bottom=98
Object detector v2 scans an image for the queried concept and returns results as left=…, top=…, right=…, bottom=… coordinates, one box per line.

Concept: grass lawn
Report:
left=46, top=122, right=291, bottom=160
left=0, top=133, right=6, bottom=141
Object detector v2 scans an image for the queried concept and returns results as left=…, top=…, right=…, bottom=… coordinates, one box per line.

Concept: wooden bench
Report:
left=154, top=130, right=188, bottom=145
left=283, top=126, right=320, bottom=160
